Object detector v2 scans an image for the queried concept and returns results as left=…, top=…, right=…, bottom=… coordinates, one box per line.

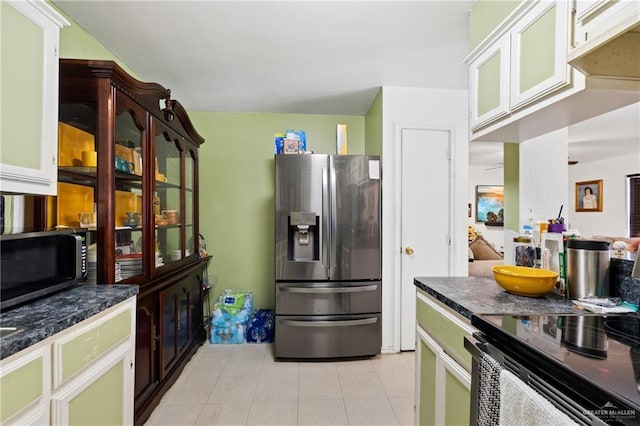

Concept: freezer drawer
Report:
left=275, top=281, right=381, bottom=315
left=275, top=314, right=381, bottom=358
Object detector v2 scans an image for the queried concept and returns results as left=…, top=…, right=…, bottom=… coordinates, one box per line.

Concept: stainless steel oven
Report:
left=465, top=313, right=640, bottom=426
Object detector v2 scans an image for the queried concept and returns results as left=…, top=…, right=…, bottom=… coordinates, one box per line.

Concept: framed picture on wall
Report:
left=576, top=179, right=603, bottom=212
left=475, top=185, right=504, bottom=226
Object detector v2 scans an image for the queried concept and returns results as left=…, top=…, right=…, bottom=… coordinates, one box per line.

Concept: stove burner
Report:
left=603, top=316, right=640, bottom=347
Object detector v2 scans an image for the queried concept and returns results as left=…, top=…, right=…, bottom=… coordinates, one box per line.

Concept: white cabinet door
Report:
left=509, top=0, right=572, bottom=111
left=469, top=35, right=511, bottom=130
left=0, top=0, right=68, bottom=195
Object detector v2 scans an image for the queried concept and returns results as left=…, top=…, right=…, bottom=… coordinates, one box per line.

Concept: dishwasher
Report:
left=465, top=313, right=640, bottom=426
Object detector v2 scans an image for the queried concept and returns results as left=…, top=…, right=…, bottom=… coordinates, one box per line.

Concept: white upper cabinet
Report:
left=509, top=0, right=572, bottom=111
left=0, top=0, right=69, bottom=195
left=467, top=0, right=572, bottom=136
left=468, top=34, right=511, bottom=129
left=570, top=0, right=640, bottom=79
left=466, top=0, right=640, bottom=142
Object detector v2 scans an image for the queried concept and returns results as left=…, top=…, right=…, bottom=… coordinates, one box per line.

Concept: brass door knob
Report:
left=405, top=247, right=414, bottom=255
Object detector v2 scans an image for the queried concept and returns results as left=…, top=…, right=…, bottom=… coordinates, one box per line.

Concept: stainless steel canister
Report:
left=566, top=239, right=611, bottom=299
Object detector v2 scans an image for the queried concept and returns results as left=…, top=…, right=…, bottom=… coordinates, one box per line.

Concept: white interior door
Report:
left=400, top=127, right=452, bottom=350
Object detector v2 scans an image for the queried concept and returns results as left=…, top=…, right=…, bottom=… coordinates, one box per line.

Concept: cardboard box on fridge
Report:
left=336, top=124, right=347, bottom=155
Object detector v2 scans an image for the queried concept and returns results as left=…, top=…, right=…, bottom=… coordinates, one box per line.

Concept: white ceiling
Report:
left=53, top=0, right=475, bottom=115
left=52, top=0, right=639, bottom=166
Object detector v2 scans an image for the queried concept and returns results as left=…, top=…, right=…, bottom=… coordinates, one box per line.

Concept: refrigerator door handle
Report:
left=322, top=167, right=330, bottom=272
left=329, top=161, right=338, bottom=272
left=279, top=284, right=378, bottom=294
left=280, top=318, right=378, bottom=327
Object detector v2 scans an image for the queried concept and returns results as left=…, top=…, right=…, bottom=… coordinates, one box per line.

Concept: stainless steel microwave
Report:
left=0, top=230, right=87, bottom=310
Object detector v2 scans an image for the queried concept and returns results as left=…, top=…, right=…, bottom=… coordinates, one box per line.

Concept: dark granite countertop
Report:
left=414, top=276, right=577, bottom=320
left=0, top=284, right=138, bottom=360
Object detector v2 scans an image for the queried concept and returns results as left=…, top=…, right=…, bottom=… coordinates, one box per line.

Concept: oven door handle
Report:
left=281, top=318, right=378, bottom=327
left=464, top=334, right=488, bottom=359
left=279, top=284, right=378, bottom=294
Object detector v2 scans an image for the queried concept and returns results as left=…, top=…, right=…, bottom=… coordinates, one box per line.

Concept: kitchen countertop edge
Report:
left=1, top=284, right=139, bottom=360
left=414, top=276, right=577, bottom=320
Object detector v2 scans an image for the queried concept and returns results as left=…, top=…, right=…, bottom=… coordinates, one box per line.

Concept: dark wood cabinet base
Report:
left=134, top=261, right=208, bottom=425
left=134, top=328, right=206, bottom=426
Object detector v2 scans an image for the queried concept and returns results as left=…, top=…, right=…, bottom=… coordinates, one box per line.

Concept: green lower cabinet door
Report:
left=443, top=358, right=471, bottom=426
left=418, top=337, right=437, bottom=426
left=0, top=354, right=44, bottom=423
left=68, top=361, right=124, bottom=425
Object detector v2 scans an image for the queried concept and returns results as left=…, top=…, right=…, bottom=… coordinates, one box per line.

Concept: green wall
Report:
left=364, top=90, right=383, bottom=156
left=50, top=3, right=373, bottom=309
left=50, top=1, right=136, bottom=77
left=503, top=143, right=519, bottom=232
left=469, top=0, right=521, bottom=49
left=188, top=112, right=365, bottom=309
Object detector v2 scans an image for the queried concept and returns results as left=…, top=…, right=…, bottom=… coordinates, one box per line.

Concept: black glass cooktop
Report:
left=472, top=313, right=640, bottom=421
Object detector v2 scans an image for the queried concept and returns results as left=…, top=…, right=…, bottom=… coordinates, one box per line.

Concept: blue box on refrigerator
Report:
left=246, top=309, right=274, bottom=343
left=210, top=290, right=253, bottom=344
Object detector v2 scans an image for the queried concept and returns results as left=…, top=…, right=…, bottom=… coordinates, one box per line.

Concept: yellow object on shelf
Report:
left=57, top=182, right=94, bottom=227
left=115, top=191, right=139, bottom=227
left=58, top=122, right=95, bottom=167
left=491, top=265, right=558, bottom=297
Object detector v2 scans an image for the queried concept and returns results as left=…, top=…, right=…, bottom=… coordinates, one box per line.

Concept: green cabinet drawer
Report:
left=416, top=289, right=476, bottom=372
left=54, top=306, right=132, bottom=384
left=0, top=346, right=47, bottom=423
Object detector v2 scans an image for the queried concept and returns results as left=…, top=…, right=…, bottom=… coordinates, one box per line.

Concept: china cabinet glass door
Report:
left=154, top=120, right=183, bottom=268
left=185, top=152, right=195, bottom=258
left=114, top=92, right=146, bottom=282
left=58, top=100, right=98, bottom=283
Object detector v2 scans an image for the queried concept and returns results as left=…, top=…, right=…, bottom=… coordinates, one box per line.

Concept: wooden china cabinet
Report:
left=56, top=59, right=206, bottom=425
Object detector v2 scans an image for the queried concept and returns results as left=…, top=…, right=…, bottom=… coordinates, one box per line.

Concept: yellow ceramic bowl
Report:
left=491, top=265, right=558, bottom=297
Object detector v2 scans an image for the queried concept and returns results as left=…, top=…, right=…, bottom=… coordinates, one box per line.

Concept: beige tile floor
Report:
left=144, top=343, right=416, bottom=426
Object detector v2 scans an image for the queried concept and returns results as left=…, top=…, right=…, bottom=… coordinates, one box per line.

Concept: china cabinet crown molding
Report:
left=59, top=59, right=205, bottom=146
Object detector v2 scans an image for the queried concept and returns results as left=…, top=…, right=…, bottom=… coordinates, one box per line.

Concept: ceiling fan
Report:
left=485, top=159, right=578, bottom=170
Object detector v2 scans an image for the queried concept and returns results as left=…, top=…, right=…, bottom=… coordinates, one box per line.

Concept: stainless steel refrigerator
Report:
left=274, top=154, right=381, bottom=358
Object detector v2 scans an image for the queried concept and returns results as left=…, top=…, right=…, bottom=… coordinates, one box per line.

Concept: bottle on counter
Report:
left=514, top=236, right=536, bottom=267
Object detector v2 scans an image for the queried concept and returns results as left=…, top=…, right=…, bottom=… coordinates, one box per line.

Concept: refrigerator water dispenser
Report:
left=288, top=212, right=319, bottom=261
